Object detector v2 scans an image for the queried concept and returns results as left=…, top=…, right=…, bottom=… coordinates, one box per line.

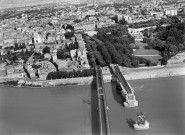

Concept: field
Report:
left=134, top=41, right=162, bottom=63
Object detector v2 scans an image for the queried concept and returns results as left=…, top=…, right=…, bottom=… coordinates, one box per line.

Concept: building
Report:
left=6, top=64, right=26, bottom=78
left=33, top=31, right=43, bottom=43
left=25, top=64, right=37, bottom=80
left=37, top=61, right=56, bottom=80
left=0, top=63, right=7, bottom=77
left=74, top=22, right=96, bottom=31
left=55, top=59, right=69, bottom=71
left=164, top=8, right=178, bottom=16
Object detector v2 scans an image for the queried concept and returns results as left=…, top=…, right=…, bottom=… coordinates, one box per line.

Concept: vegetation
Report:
left=47, top=68, right=94, bottom=80
left=33, top=52, right=44, bottom=60
left=42, top=46, right=50, bottom=54
left=0, top=49, right=34, bottom=64
left=14, top=43, right=26, bottom=51
left=143, top=22, right=185, bottom=65
left=129, top=16, right=180, bottom=29
left=57, top=46, right=71, bottom=60
left=84, top=24, right=155, bottom=68
left=0, top=81, right=18, bottom=86
left=62, top=24, right=74, bottom=30
left=68, top=42, right=79, bottom=50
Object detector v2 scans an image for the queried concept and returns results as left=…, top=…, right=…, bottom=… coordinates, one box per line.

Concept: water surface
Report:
left=0, top=84, right=99, bottom=135
left=104, top=76, right=185, bottom=135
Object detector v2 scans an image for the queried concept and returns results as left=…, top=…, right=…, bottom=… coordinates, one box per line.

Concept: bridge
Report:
left=111, top=64, right=138, bottom=107
left=95, top=66, right=111, bottom=135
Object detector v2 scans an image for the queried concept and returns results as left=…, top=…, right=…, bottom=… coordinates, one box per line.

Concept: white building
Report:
left=164, top=8, right=178, bottom=16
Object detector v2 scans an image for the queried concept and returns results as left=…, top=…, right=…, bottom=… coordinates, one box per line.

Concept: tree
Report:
left=168, top=44, right=178, bottom=57
left=68, top=42, right=78, bottom=50
left=167, top=36, right=177, bottom=45
left=119, top=18, right=128, bottom=25
left=91, top=37, right=112, bottom=65
left=131, top=58, right=139, bottom=67
left=66, top=24, right=74, bottom=30
left=57, top=49, right=70, bottom=59
left=177, top=44, right=184, bottom=51
left=74, top=19, right=82, bottom=23
left=143, top=37, right=150, bottom=43
left=43, top=46, right=50, bottom=54
left=14, top=43, right=19, bottom=50
left=161, top=57, right=168, bottom=65
left=12, top=54, right=18, bottom=62
left=62, top=24, right=74, bottom=30
left=64, top=32, right=74, bottom=39
left=146, top=60, right=152, bottom=66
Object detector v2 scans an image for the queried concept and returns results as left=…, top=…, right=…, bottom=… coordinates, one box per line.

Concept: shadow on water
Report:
left=109, top=66, right=126, bottom=106
left=126, top=118, right=136, bottom=129
left=110, top=81, right=126, bottom=106
left=91, top=76, right=100, bottom=135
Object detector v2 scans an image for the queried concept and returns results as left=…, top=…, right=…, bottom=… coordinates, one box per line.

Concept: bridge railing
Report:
left=111, top=65, right=132, bottom=94
left=110, top=64, right=138, bottom=107
left=96, top=66, right=111, bottom=135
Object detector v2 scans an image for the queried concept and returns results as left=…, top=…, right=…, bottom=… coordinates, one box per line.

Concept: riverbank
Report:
left=102, top=64, right=185, bottom=81
left=0, top=76, right=95, bottom=88
left=121, top=64, right=185, bottom=80
left=0, top=64, right=185, bottom=88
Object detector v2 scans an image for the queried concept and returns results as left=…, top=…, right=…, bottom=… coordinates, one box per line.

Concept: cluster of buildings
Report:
left=0, top=2, right=118, bottom=80
left=122, top=0, right=185, bottom=39
left=0, top=0, right=185, bottom=80
left=120, top=0, right=184, bottom=24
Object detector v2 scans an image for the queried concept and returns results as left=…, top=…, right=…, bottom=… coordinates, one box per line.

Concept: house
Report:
left=37, top=67, right=48, bottom=80
left=78, top=40, right=85, bottom=51
left=55, top=59, right=69, bottom=71
left=6, top=64, right=26, bottom=78
left=65, top=39, right=73, bottom=46
left=67, top=60, right=80, bottom=70
left=70, top=49, right=77, bottom=60
left=25, top=64, right=37, bottom=80
left=79, top=55, right=90, bottom=69
left=164, top=8, right=178, bottom=16
left=75, top=34, right=83, bottom=40
left=33, top=31, right=43, bottom=43
left=37, top=61, right=56, bottom=80
left=44, top=53, right=52, bottom=60
left=84, top=31, right=97, bottom=36
left=51, top=49, right=58, bottom=61
left=74, top=22, right=96, bottom=31
left=0, top=63, right=7, bottom=77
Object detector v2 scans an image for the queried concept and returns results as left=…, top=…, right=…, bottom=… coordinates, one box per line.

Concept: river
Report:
left=105, top=75, right=185, bottom=135
left=0, top=84, right=99, bottom=135
left=0, top=0, right=70, bottom=9
left=0, top=76, right=184, bottom=135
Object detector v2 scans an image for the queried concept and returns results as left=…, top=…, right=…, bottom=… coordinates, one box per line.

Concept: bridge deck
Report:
left=96, top=66, right=111, bottom=135
left=113, top=65, right=132, bottom=94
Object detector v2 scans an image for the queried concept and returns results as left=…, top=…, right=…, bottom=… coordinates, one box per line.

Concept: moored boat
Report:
left=134, top=112, right=149, bottom=130
left=134, top=120, right=149, bottom=130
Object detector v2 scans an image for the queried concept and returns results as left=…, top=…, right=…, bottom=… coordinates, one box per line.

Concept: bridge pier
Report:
left=118, top=81, right=138, bottom=107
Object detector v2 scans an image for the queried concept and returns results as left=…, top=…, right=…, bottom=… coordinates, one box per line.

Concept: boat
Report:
left=134, top=120, right=149, bottom=130
left=133, top=112, right=149, bottom=130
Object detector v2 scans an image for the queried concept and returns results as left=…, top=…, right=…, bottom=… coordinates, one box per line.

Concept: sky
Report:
left=0, top=0, right=73, bottom=9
